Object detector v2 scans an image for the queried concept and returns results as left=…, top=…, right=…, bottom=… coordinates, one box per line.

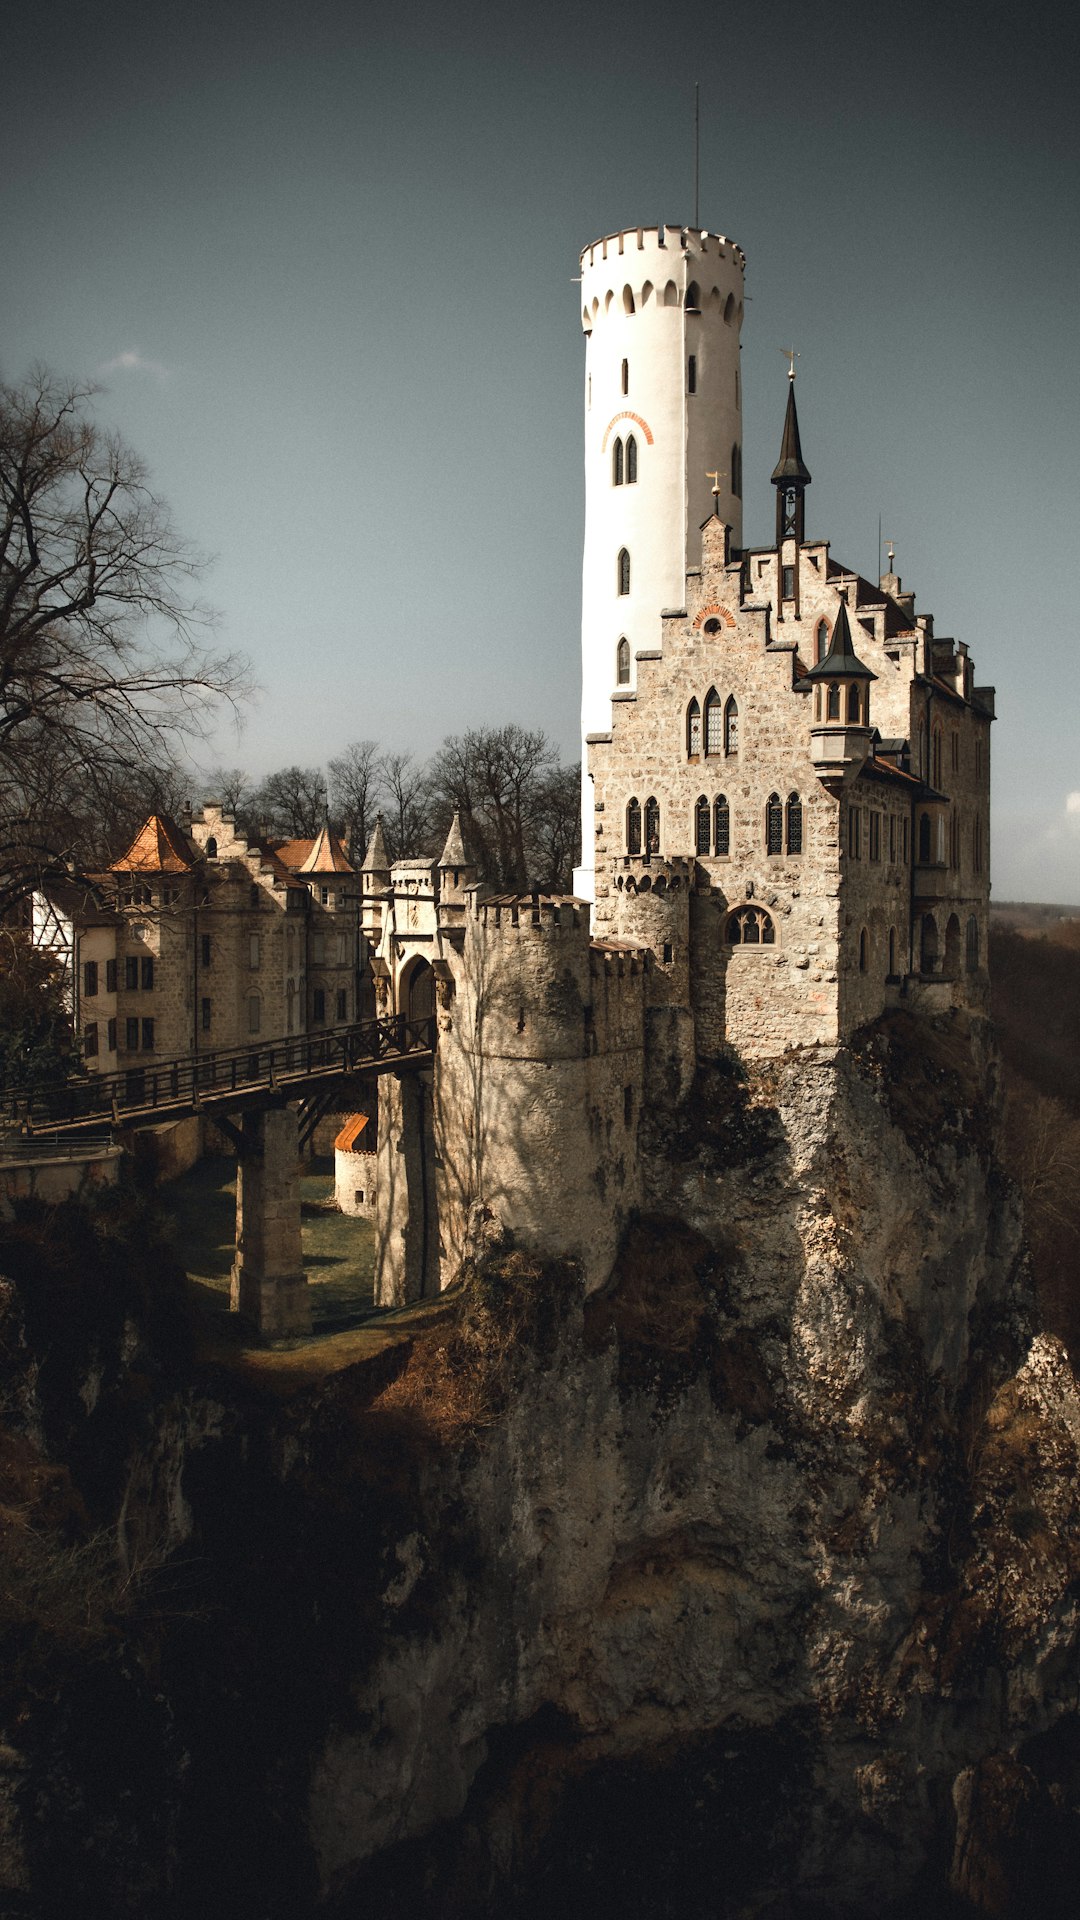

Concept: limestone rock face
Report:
left=299, top=1015, right=1080, bottom=1916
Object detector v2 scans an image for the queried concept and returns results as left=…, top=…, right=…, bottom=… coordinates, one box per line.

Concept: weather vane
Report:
left=781, top=346, right=799, bottom=380
left=886, top=538, right=896, bottom=570
left=706, top=468, right=726, bottom=506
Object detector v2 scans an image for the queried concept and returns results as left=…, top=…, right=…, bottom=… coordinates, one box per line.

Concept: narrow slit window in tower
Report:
left=612, top=437, right=624, bottom=485
left=618, top=548, right=631, bottom=595
left=644, top=796, right=660, bottom=854
left=626, top=434, right=637, bottom=483
left=616, top=637, right=630, bottom=686
left=621, top=358, right=629, bottom=394
left=687, top=355, right=697, bottom=394
left=626, top=798, right=641, bottom=855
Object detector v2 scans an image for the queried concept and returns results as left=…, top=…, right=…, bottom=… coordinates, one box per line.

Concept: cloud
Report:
left=97, top=348, right=170, bottom=383
left=1066, top=792, right=1080, bottom=816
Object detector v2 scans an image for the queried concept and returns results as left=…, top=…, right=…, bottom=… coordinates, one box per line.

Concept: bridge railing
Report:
left=1, top=1017, right=436, bottom=1134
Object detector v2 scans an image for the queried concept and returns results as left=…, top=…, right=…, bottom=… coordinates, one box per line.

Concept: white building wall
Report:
left=575, top=223, right=745, bottom=898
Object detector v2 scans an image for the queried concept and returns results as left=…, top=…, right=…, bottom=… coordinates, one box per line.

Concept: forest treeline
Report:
left=990, top=915, right=1080, bottom=1362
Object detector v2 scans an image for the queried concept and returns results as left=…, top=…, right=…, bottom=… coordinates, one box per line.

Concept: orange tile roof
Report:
left=334, top=1114, right=371, bottom=1152
left=273, top=831, right=353, bottom=874
left=111, top=813, right=193, bottom=873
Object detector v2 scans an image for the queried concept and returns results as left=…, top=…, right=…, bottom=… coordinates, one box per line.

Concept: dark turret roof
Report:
left=804, top=598, right=876, bottom=682
left=771, top=381, right=812, bottom=488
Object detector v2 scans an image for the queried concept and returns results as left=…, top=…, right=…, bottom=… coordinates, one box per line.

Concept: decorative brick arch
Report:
left=601, top=411, right=655, bottom=451
left=693, top=602, right=736, bottom=630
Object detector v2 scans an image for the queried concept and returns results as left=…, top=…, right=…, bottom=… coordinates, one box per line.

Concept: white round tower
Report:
left=573, top=223, right=746, bottom=900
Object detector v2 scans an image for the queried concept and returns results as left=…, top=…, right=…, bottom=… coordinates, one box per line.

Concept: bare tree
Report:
left=428, top=725, right=557, bottom=889
left=530, top=760, right=581, bottom=892
left=328, top=739, right=379, bottom=861
left=202, top=766, right=252, bottom=820
left=248, top=765, right=326, bottom=839
left=377, top=752, right=431, bottom=860
left=0, top=368, right=249, bottom=909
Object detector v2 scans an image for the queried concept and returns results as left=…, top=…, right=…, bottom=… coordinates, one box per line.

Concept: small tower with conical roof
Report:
left=771, top=370, right=812, bottom=622
left=806, top=598, right=876, bottom=778
left=437, top=812, right=477, bottom=939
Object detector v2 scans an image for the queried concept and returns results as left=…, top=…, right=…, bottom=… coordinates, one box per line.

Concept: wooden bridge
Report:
left=1, top=1015, right=436, bottom=1138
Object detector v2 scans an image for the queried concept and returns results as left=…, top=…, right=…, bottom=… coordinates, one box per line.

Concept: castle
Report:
left=364, top=221, right=993, bottom=1302
left=33, top=218, right=993, bottom=1315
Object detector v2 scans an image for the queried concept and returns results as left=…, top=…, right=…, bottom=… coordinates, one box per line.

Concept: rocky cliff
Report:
left=2, top=1009, right=1079, bottom=1918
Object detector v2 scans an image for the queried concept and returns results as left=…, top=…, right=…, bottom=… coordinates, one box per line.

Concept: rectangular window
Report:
left=902, top=818, right=910, bottom=864
left=782, top=565, right=795, bottom=599
left=888, top=816, right=897, bottom=864
left=125, top=956, right=139, bottom=990
left=201, top=934, right=212, bottom=967
left=248, top=995, right=261, bottom=1034
left=951, top=731, right=959, bottom=772
left=141, top=1019, right=155, bottom=1052
left=869, top=812, right=881, bottom=862
left=84, top=1022, right=98, bottom=1058
left=141, top=956, right=154, bottom=990
left=106, top=958, right=117, bottom=993
left=687, top=355, right=696, bottom=394
left=201, top=997, right=212, bottom=1032
left=107, top=1018, right=117, bottom=1052
left=125, top=1017, right=139, bottom=1051
left=249, top=933, right=260, bottom=970
left=312, top=988, right=326, bottom=1025
left=83, top=960, right=98, bottom=996
left=336, top=988, right=347, bottom=1022
left=337, top=932, right=349, bottom=963
left=321, top=886, right=330, bottom=906
left=848, top=808, right=861, bottom=859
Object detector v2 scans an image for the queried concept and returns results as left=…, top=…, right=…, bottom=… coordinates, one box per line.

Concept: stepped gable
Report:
left=110, top=812, right=193, bottom=873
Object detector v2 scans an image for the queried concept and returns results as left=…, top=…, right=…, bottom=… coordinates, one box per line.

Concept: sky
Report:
left=2, top=0, right=1078, bottom=901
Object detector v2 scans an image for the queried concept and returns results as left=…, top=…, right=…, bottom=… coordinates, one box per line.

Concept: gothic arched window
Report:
left=966, top=915, right=979, bottom=973
left=826, top=683, right=840, bottom=721
left=695, top=795, right=710, bottom=855
left=205, top=837, right=217, bottom=859
left=724, top=695, right=739, bottom=754
left=816, top=620, right=829, bottom=663
left=766, top=792, right=783, bottom=855
left=644, top=796, right=660, bottom=854
left=847, top=683, right=861, bottom=723
left=616, top=637, right=630, bottom=686
left=626, top=433, right=637, bottom=483
left=685, top=280, right=701, bottom=310
left=626, top=797, right=641, bottom=855
left=786, top=792, right=803, bottom=855
left=704, top=688, right=722, bottom=755
left=687, top=698, right=702, bottom=758
left=612, top=437, right=624, bottom=486
left=618, top=548, right=630, bottom=595
left=725, top=906, right=775, bottom=946
left=714, top=794, right=730, bottom=856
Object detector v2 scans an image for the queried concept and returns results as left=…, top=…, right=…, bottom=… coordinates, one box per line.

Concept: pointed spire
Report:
left=771, top=380, right=811, bottom=488
left=804, top=598, right=876, bottom=682
left=439, top=812, right=467, bottom=867
left=298, top=814, right=353, bottom=873
left=110, top=813, right=193, bottom=872
left=361, top=816, right=390, bottom=875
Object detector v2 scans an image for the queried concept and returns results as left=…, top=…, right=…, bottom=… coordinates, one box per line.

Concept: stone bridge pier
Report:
left=230, top=1104, right=311, bottom=1337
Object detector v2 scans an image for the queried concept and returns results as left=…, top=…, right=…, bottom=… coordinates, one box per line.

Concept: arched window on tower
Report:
left=616, top=638, right=630, bottom=686
left=687, top=698, right=702, bottom=757
left=622, top=287, right=635, bottom=316
left=626, top=434, right=637, bottom=483
left=786, top=792, right=803, bottom=854
left=966, top=915, right=979, bottom=973
left=694, top=795, right=710, bottom=855
left=766, top=792, right=783, bottom=855
left=724, top=696, right=739, bottom=754
left=626, top=797, right=641, bottom=855
left=618, top=548, right=630, bottom=595
left=726, top=905, right=775, bottom=945
left=685, top=280, right=701, bottom=310
left=205, top=837, right=217, bottom=859
left=847, top=684, right=862, bottom=723
left=826, top=683, right=840, bottom=720
left=612, top=437, right=624, bottom=485
left=644, top=796, right=660, bottom=855
left=704, top=688, right=722, bottom=755
left=816, top=620, right=829, bottom=663
left=714, top=794, right=730, bottom=856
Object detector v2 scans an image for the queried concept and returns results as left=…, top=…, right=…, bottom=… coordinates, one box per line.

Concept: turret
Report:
left=771, top=369, right=812, bottom=621
left=576, top=222, right=746, bottom=900
left=806, top=598, right=876, bottom=778
left=437, top=812, right=477, bottom=937
left=360, top=818, right=391, bottom=896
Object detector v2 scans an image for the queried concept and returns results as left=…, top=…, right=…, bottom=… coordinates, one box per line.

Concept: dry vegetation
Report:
left=991, top=913, right=1080, bottom=1361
